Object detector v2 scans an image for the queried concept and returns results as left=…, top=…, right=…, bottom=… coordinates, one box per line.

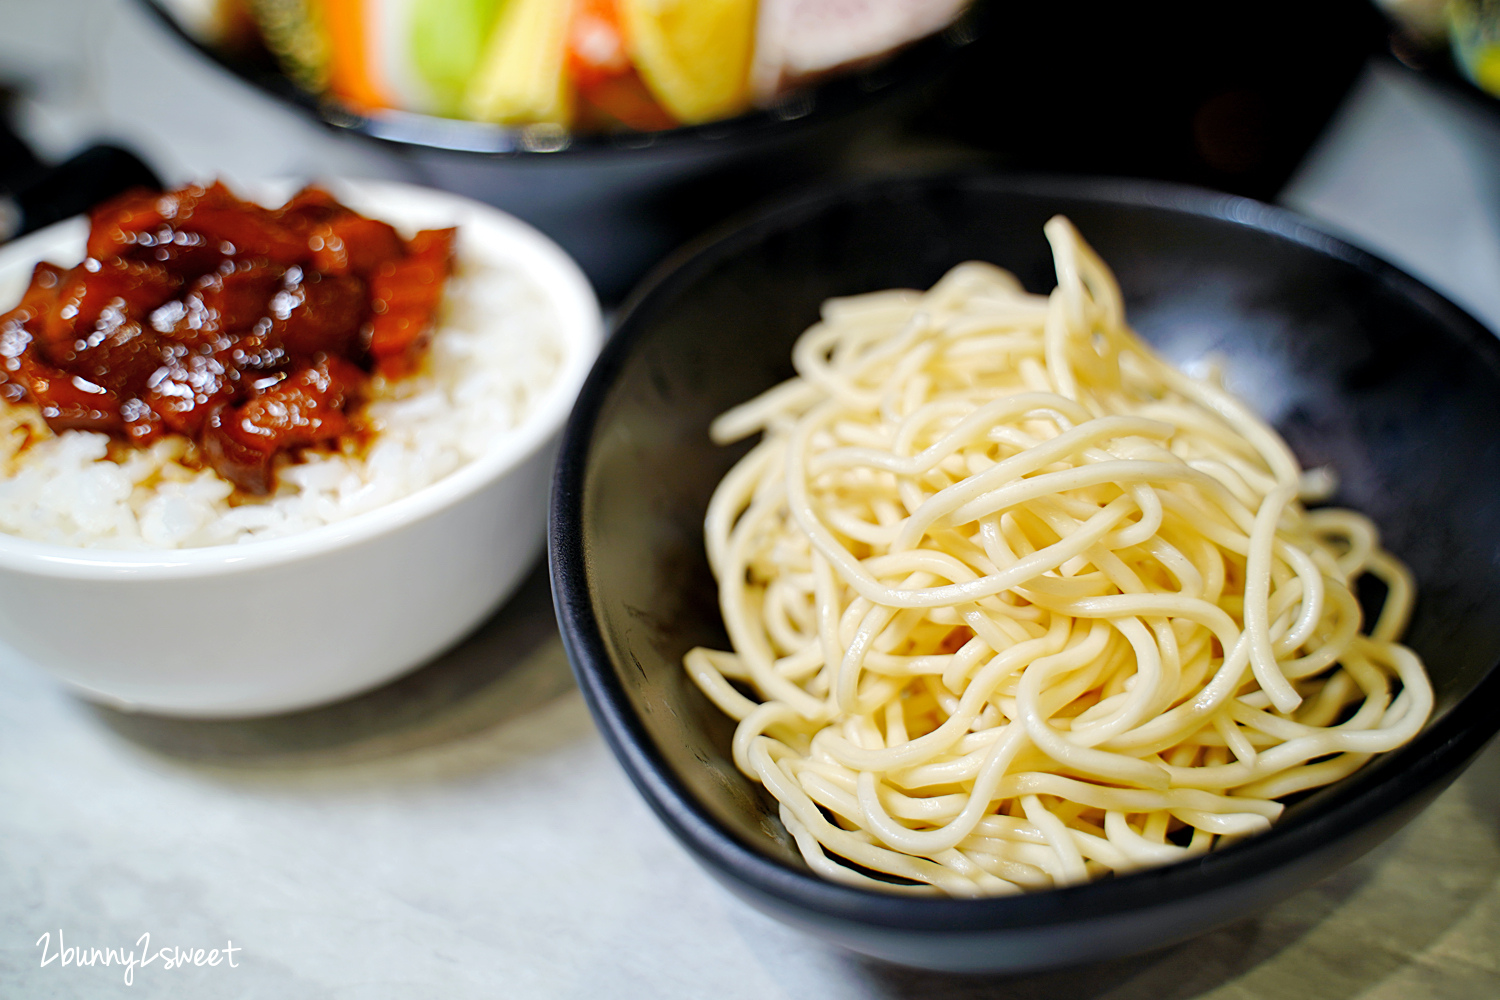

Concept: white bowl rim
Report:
left=0, top=178, right=603, bottom=580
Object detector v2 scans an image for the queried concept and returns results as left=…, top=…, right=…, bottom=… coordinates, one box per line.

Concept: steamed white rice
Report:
left=0, top=251, right=562, bottom=549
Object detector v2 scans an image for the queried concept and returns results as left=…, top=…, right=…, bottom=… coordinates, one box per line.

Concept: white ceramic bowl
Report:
left=0, top=179, right=602, bottom=716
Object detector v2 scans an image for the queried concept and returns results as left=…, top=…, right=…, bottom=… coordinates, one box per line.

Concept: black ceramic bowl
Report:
left=135, top=0, right=983, bottom=299
left=139, top=0, right=974, bottom=158
left=549, top=174, right=1500, bottom=973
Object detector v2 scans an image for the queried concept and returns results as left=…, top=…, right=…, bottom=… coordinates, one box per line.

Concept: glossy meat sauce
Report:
left=0, top=182, right=454, bottom=494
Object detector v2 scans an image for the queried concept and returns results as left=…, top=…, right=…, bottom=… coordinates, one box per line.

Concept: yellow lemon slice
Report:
left=619, top=0, right=756, bottom=125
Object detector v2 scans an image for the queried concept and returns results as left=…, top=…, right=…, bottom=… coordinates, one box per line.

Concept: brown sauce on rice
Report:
left=0, top=181, right=454, bottom=494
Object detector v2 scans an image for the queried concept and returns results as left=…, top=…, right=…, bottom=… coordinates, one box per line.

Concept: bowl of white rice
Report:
left=0, top=179, right=602, bottom=716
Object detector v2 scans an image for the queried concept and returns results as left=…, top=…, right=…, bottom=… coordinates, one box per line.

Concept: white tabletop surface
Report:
left=1, top=2, right=1498, bottom=996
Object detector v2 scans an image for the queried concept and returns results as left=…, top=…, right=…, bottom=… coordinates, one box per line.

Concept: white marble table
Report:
left=3, top=563, right=1497, bottom=1000
left=1, top=2, right=1497, bottom=995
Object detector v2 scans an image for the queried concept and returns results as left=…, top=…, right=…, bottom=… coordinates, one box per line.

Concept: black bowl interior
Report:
left=552, top=174, right=1500, bottom=967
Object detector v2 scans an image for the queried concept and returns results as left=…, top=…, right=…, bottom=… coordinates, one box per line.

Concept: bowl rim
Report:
left=135, top=0, right=983, bottom=160
left=0, top=178, right=603, bottom=579
left=550, top=170, right=1500, bottom=932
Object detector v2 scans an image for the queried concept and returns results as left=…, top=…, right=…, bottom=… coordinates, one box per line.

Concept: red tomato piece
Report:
left=578, top=70, right=679, bottom=131
left=569, top=0, right=633, bottom=87
left=568, top=0, right=677, bottom=131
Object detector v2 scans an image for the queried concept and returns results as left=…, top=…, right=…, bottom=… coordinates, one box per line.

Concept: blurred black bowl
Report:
left=549, top=173, right=1500, bottom=973
left=138, top=1, right=972, bottom=158
left=135, top=0, right=985, bottom=299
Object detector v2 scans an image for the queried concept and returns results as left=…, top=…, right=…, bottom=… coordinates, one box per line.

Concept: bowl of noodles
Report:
left=549, top=174, right=1500, bottom=972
